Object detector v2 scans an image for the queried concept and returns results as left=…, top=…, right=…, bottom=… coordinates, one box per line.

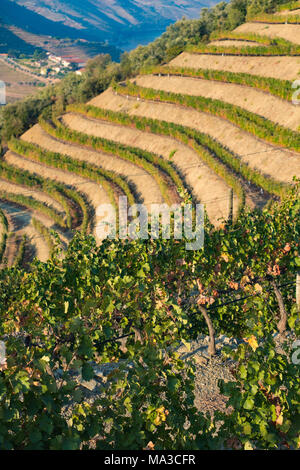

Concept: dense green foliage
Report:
left=0, top=184, right=299, bottom=449
left=0, top=160, right=72, bottom=229
left=198, top=31, right=300, bottom=55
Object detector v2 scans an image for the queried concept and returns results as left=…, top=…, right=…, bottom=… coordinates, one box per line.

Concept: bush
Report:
left=219, top=334, right=300, bottom=449
left=76, top=96, right=287, bottom=204
left=31, top=218, right=55, bottom=257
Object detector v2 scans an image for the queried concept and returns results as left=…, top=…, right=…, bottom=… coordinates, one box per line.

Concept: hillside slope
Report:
left=9, top=0, right=209, bottom=39
left=1, top=8, right=300, bottom=264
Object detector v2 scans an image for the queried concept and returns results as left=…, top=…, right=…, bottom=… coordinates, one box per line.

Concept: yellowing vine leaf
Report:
left=144, top=441, right=155, bottom=450
left=254, top=283, right=263, bottom=294
left=244, top=441, right=254, bottom=450
left=276, top=414, right=283, bottom=426
left=244, top=335, right=259, bottom=351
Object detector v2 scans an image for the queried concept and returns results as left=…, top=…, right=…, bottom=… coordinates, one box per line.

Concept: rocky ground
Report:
left=71, top=334, right=239, bottom=416
left=74, top=331, right=296, bottom=415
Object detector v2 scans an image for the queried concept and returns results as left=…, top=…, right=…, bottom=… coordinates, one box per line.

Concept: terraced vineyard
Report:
left=0, top=1, right=300, bottom=452
left=1, top=10, right=299, bottom=267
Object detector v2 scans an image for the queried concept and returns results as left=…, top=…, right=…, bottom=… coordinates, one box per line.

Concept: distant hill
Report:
left=0, top=0, right=123, bottom=59
left=7, top=1, right=211, bottom=38
left=1, top=0, right=215, bottom=55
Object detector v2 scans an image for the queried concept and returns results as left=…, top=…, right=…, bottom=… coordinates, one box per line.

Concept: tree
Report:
left=226, top=0, right=248, bottom=28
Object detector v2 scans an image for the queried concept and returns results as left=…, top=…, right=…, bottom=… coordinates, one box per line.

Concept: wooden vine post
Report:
left=196, top=280, right=216, bottom=356
left=272, top=280, right=288, bottom=340
left=199, top=306, right=216, bottom=356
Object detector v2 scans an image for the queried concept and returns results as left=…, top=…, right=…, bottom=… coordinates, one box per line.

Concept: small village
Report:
left=0, top=51, right=86, bottom=83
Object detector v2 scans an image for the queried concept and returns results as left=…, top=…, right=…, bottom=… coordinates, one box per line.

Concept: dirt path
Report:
left=134, top=74, right=300, bottom=130
left=23, top=123, right=164, bottom=209
left=234, top=22, right=300, bottom=45
left=90, top=88, right=300, bottom=186
left=63, top=111, right=237, bottom=224
left=170, top=52, right=300, bottom=80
